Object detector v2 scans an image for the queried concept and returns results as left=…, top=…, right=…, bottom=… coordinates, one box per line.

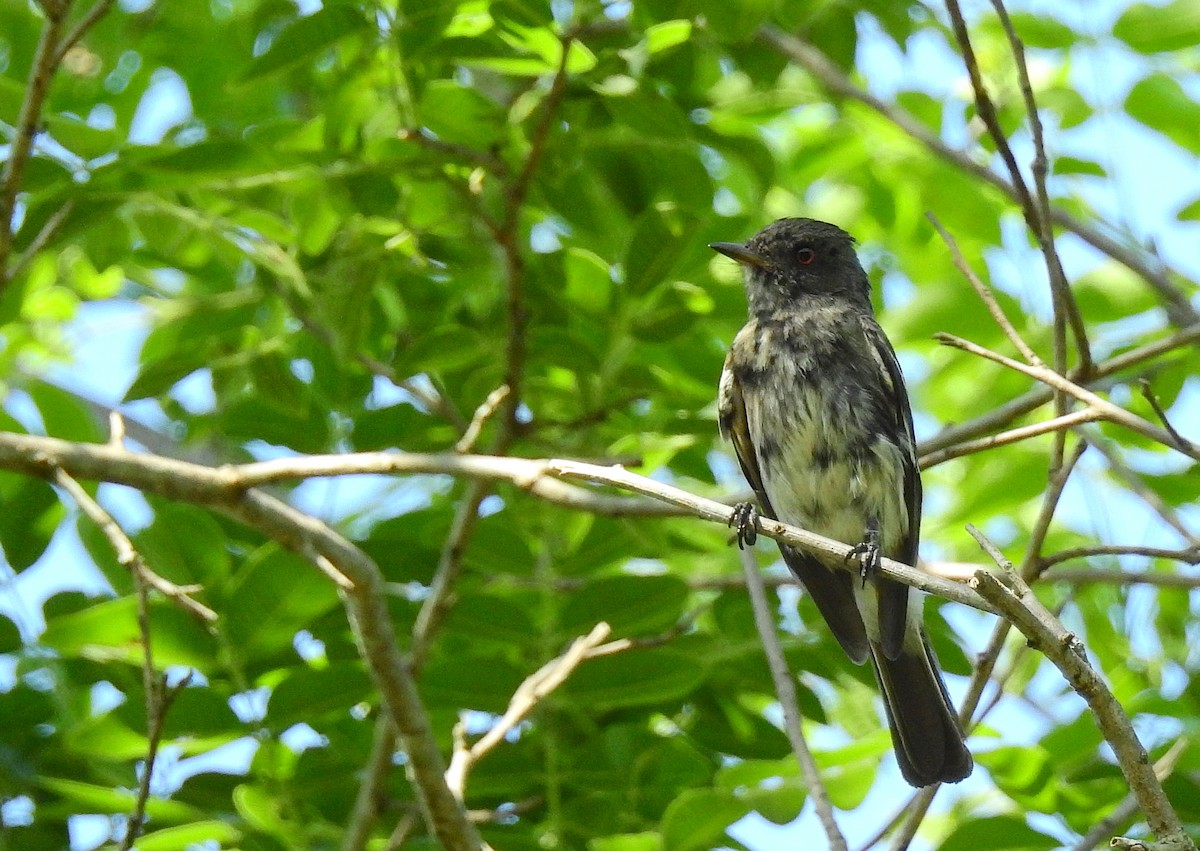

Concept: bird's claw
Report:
left=846, top=536, right=882, bottom=587
left=730, top=502, right=759, bottom=549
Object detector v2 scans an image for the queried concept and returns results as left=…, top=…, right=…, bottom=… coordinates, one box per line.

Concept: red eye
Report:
left=797, top=247, right=816, bottom=265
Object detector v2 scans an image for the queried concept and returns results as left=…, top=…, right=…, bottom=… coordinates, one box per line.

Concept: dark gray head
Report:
left=710, top=218, right=871, bottom=316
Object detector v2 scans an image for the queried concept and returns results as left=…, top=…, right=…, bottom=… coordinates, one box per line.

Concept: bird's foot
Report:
left=729, top=502, right=759, bottom=549
left=846, top=526, right=882, bottom=587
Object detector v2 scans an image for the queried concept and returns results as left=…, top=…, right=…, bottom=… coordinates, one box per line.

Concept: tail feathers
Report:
left=872, top=634, right=972, bottom=787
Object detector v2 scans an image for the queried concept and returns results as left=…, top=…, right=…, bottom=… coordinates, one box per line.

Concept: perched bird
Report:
left=712, top=218, right=972, bottom=787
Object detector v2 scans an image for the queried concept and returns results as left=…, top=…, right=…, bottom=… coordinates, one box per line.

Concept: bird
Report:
left=712, top=217, right=972, bottom=787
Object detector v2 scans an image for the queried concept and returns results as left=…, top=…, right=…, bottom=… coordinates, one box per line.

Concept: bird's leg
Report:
left=729, top=502, right=759, bottom=549
left=846, top=517, right=882, bottom=586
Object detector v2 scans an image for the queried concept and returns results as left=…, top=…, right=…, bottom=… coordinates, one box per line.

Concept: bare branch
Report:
left=919, top=408, right=1099, bottom=469
left=1044, top=567, right=1200, bottom=589
left=53, top=469, right=217, bottom=622
left=456, top=385, right=511, bottom=454
left=740, top=545, right=847, bottom=851
left=1069, top=740, right=1186, bottom=851
left=340, top=717, right=398, bottom=851
left=1085, top=438, right=1199, bottom=548
left=967, top=526, right=1194, bottom=850
left=988, top=0, right=1092, bottom=375
left=936, top=333, right=1199, bottom=461
left=0, top=433, right=999, bottom=616
left=920, top=322, right=1200, bottom=459
left=0, top=1, right=71, bottom=284
left=1138, top=379, right=1190, bottom=453
left=926, top=211, right=1042, bottom=364
left=446, top=623, right=612, bottom=800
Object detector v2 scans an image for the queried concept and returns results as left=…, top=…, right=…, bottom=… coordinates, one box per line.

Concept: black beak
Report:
left=709, top=241, right=772, bottom=269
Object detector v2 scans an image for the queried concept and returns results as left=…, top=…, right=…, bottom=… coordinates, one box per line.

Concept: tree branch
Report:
left=967, top=526, right=1194, bottom=851
left=739, top=545, right=847, bottom=851
left=0, top=1, right=72, bottom=284
left=446, top=622, right=612, bottom=800
left=919, top=322, right=1200, bottom=459
left=936, top=333, right=1198, bottom=461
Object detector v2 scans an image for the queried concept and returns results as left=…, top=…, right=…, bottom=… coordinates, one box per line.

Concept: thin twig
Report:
left=445, top=623, right=612, bottom=800
left=1138, top=379, right=1189, bottom=452
left=919, top=408, right=1099, bottom=469
left=944, top=0, right=1083, bottom=383
left=52, top=0, right=114, bottom=65
left=926, top=211, right=1042, bottom=364
left=119, top=671, right=192, bottom=851
left=53, top=469, right=217, bottom=622
left=1085, top=437, right=1200, bottom=548
left=1044, top=567, right=1200, bottom=588
left=947, top=437, right=1087, bottom=821
left=936, top=333, right=1199, bottom=461
left=885, top=786, right=937, bottom=851
left=739, top=546, right=847, bottom=851
left=920, top=322, right=1200, bottom=458
left=494, top=35, right=574, bottom=433
left=455, top=385, right=511, bottom=453
left=0, top=1, right=72, bottom=285
left=398, top=128, right=509, bottom=174
left=410, top=479, right=492, bottom=671
left=8, top=200, right=74, bottom=281
left=1040, top=545, right=1200, bottom=570
left=988, top=0, right=1092, bottom=376
left=340, top=717, right=399, bottom=851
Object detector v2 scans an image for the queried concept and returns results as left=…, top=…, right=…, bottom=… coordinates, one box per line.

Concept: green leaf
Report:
left=1125, top=73, right=1200, bottom=153
left=1114, top=0, right=1200, bottom=53
left=135, top=821, right=243, bottom=851
left=1073, top=260, right=1161, bottom=322
left=624, top=207, right=698, bottom=294
left=939, top=816, right=1059, bottom=851
left=441, top=592, right=540, bottom=647
left=41, top=596, right=218, bottom=670
left=267, top=663, right=374, bottom=726
left=0, top=612, right=21, bottom=652
left=241, top=5, right=373, bottom=80
left=560, top=574, right=689, bottom=638
left=222, top=546, right=342, bottom=662
left=418, top=80, right=505, bottom=147
left=1052, top=156, right=1105, bottom=177
left=135, top=503, right=231, bottom=588
left=1176, top=194, right=1200, bottom=221
left=37, top=777, right=201, bottom=822
left=660, top=788, right=750, bottom=851
left=564, top=247, right=614, bottom=314
left=645, top=20, right=692, bottom=54
left=590, top=834, right=663, bottom=851
left=562, top=648, right=705, bottom=710
left=0, top=474, right=60, bottom=571
left=1007, top=12, right=1076, bottom=48
left=421, top=654, right=526, bottom=713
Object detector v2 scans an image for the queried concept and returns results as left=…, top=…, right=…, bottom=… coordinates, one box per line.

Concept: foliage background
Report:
left=0, top=0, right=1198, bottom=849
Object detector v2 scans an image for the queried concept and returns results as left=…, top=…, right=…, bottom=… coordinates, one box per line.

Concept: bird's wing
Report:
left=720, top=336, right=870, bottom=663
left=861, top=316, right=923, bottom=659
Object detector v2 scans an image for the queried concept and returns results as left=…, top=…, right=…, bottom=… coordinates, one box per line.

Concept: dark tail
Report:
left=871, top=633, right=973, bottom=787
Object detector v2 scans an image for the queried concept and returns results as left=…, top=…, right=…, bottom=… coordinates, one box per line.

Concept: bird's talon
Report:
left=730, top=502, right=759, bottom=549
left=846, top=539, right=882, bottom=588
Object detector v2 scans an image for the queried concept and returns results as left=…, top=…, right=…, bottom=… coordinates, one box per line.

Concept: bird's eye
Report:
left=797, top=247, right=816, bottom=265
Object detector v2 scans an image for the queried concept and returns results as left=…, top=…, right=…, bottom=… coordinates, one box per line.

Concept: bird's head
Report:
left=710, top=217, right=871, bottom=315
